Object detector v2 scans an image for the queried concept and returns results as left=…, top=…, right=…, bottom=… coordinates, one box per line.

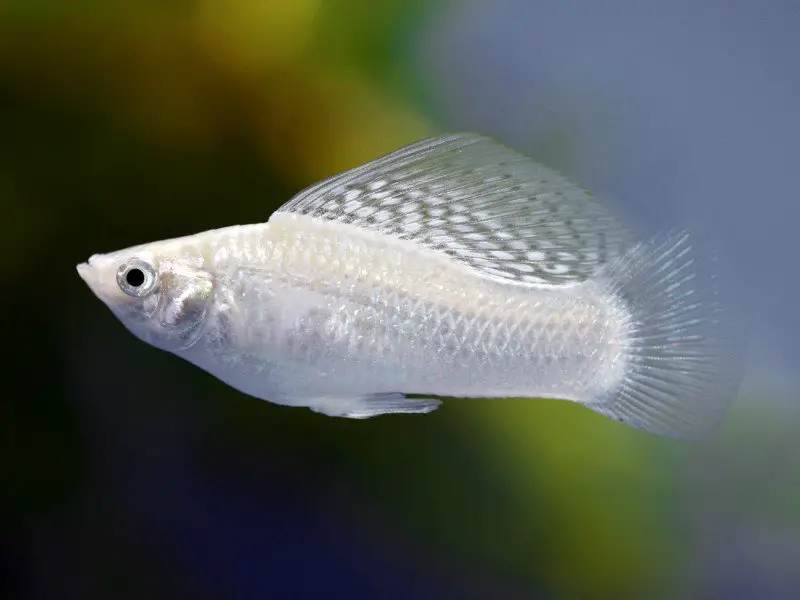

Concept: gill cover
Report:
left=147, top=261, right=214, bottom=350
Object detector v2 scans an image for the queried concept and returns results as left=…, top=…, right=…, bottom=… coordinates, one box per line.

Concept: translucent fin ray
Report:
left=587, top=231, right=745, bottom=439
left=276, top=133, right=635, bottom=285
left=310, top=394, right=442, bottom=419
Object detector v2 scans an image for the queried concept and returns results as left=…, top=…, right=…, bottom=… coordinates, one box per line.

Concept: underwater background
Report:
left=2, top=1, right=799, bottom=598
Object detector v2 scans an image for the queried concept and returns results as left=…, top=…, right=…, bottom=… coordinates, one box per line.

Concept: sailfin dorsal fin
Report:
left=276, top=133, right=635, bottom=285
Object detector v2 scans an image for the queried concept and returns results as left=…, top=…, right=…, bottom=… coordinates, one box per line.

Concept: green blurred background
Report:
left=2, top=1, right=799, bottom=599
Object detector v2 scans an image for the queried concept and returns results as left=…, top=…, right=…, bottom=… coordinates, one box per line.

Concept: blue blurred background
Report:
left=3, top=1, right=799, bottom=598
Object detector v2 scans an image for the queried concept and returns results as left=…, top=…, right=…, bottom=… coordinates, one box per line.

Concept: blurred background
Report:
left=2, top=0, right=799, bottom=598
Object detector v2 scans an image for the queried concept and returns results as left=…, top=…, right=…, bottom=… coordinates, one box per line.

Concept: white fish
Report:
left=77, top=133, right=743, bottom=439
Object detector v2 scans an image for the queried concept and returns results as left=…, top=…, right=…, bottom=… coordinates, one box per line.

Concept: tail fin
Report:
left=588, top=230, right=746, bottom=440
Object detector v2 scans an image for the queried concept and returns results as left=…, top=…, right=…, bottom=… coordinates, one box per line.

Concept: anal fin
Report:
left=310, top=393, right=442, bottom=419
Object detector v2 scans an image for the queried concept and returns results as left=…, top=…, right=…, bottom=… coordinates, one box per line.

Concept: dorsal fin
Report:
left=275, top=133, right=636, bottom=285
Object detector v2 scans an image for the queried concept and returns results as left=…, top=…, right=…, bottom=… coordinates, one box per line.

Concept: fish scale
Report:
left=77, top=133, right=744, bottom=438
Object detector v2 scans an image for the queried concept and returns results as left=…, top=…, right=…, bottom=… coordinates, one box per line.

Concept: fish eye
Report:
left=117, top=259, right=157, bottom=297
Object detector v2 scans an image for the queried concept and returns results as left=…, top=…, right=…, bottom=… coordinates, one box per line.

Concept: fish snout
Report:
left=76, top=254, right=123, bottom=302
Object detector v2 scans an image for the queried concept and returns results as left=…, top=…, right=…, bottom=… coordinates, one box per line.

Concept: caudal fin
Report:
left=588, top=230, right=745, bottom=439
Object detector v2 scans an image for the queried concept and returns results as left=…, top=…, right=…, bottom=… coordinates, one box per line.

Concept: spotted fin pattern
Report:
left=276, top=133, right=636, bottom=285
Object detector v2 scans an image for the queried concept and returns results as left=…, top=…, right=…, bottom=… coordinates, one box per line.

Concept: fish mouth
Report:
left=76, top=254, right=101, bottom=284
left=76, top=254, right=120, bottom=302
left=75, top=260, right=92, bottom=283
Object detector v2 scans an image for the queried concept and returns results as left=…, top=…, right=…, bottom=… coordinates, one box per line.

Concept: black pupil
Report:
left=126, top=268, right=145, bottom=287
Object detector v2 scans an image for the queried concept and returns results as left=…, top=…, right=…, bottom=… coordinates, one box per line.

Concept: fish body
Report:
left=77, top=133, right=743, bottom=438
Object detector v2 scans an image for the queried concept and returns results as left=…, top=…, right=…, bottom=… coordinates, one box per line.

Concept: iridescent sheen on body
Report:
left=77, top=133, right=743, bottom=438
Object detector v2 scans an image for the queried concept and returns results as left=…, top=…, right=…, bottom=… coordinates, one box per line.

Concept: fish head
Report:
left=77, top=241, right=215, bottom=352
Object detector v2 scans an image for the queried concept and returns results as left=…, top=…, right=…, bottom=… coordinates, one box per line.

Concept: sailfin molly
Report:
left=76, top=133, right=744, bottom=439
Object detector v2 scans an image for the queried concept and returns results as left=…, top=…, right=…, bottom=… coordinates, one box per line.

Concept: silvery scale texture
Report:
left=77, top=133, right=742, bottom=439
